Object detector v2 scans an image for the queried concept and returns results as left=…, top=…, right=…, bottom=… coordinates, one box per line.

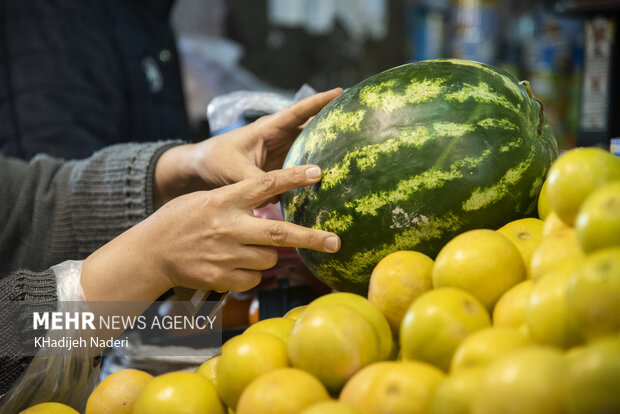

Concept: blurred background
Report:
left=172, top=0, right=619, bottom=152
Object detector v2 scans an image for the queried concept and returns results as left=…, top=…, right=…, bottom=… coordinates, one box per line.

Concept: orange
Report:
left=566, top=248, right=620, bottom=340
left=196, top=355, right=219, bottom=387
left=216, top=333, right=289, bottom=409
left=19, top=403, right=78, bottom=414
left=545, top=147, right=620, bottom=226
left=85, top=369, right=153, bottom=414
left=526, top=260, right=583, bottom=348
left=492, top=279, right=534, bottom=331
left=400, top=288, right=491, bottom=372
left=497, top=218, right=544, bottom=279
left=236, top=368, right=329, bottom=414
left=537, top=179, right=552, bottom=220
left=307, top=292, right=393, bottom=360
left=283, top=305, right=307, bottom=320
left=565, top=336, right=620, bottom=414
left=300, top=401, right=361, bottom=414
left=432, top=229, right=526, bottom=310
left=288, top=302, right=381, bottom=393
left=472, top=346, right=566, bottom=414
left=339, top=361, right=445, bottom=414
left=368, top=250, right=434, bottom=335
left=429, top=367, right=486, bottom=414
left=243, top=317, right=295, bottom=345
left=133, top=372, right=225, bottom=414
left=542, top=211, right=572, bottom=237
left=450, top=327, right=531, bottom=372
left=575, top=181, right=620, bottom=253
left=529, top=228, right=584, bottom=281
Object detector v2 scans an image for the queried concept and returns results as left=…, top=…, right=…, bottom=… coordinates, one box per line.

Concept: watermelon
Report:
left=281, top=59, right=558, bottom=295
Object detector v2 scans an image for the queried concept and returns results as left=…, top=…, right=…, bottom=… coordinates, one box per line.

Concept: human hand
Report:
left=81, top=165, right=340, bottom=301
left=153, top=88, right=342, bottom=207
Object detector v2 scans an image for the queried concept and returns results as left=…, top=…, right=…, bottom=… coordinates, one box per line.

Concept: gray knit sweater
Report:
left=0, top=141, right=180, bottom=396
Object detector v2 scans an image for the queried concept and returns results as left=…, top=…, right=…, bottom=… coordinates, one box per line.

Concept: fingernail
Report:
left=306, top=166, right=321, bottom=179
left=324, top=236, right=340, bottom=252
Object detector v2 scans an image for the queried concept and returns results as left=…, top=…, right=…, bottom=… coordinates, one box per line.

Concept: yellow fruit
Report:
left=236, top=368, right=329, bottom=414
left=492, top=280, right=534, bottom=330
left=472, top=346, right=566, bottom=414
left=432, top=229, right=526, bottom=310
left=429, top=367, right=486, bottom=414
left=196, top=355, right=219, bottom=387
left=216, top=333, right=289, bottom=409
left=546, top=147, right=620, bottom=226
left=307, top=292, right=393, bottom=360
left=537, top=179, right=552, bottom=220
left=575, top=181, right=620, bottom=253
left=566, top=248, right=620, bottom=339
left=400, top=288, right=491, bottom=372
left=529, top=228, right=584, bottom=281
left=542, top=211, right=572, bottom=237
left=368, top=250, right=434, bottom=335
left=283, top=305, right=307, bottom=320
left=133, top=372, right=225, bottom=414
left=288, top=302, right=381, bottom=393
left=565, top=336, right=620, bottom=414
left=450, top=327, right=531, bottom=372
left=339, top=361, right=445, bottom=414
left=526, top=260, right=584, bottom=348
left=497, top=218, right=544, bottom=278
left=243, top=317, right=295, bottom=345
left=85, top=369, right=153, bottom=414
left=300, top=401, right=361, bottom=414
left=19, top=403, right=78, bottom=414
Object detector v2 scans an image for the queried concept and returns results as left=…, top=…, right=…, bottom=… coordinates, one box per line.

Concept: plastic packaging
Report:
left=52, top=260, right=86, bottom=302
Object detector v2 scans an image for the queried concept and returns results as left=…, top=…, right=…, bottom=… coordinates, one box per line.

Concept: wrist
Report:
left=153, top=143, right=204, bottom=208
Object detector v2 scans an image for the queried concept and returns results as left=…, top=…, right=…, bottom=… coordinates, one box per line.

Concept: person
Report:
left=0, top=88, right=343, bottom=406
left=0, top=0, right=192, bottom=160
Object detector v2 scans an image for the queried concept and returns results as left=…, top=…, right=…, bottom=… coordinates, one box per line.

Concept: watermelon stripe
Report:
left=305, top=108, right=366, bottom=153
left=440, top=59, right=524, bottom=101
left=445, top=83, right=519, bottom=113
left=499, top=138, right=523, bottom=153
left=529, top=177, right=544, bottom=198
left=314, top=212, right=463, bottom=288
left=313, top=210, right=354, bottom=232
left=343, top=148, right=493, bottom=217
left=462, top=151, right=535, bottom=211
left=322, top=123, right=476, bottom=190
left=359, top=78, right=445, bottom=112
left=477, top=118, right=518, bottom=131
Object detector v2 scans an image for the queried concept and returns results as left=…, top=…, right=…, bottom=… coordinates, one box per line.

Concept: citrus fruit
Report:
left=19, top=403, right=79, bottom=414
left=575, top=181, right=620, bottom=253
left=565, top=335, right=620, bottom=414
left=529, top=228, right=584, bottom=281
left=545, top=147, right=620, bottom=226
left=542, top=211, right=572, bottom=237
left=429, top=367, right=486, bottom=414
left=432, top=229, right=526, bottom=310
left=300, top=401, right=361, bottom=414
left=497, top=218, right=544, bottom=278
left=243, top=317, right=295, bottom=345
left=472, top=346, right=566, bottom=414
left=339, top=361, right=445, bottom=414
left=307, top=292, right=393, bottom=360
left=236, top=368, right=329, bottom=414
left=492, top=279, right=534, bottom=331
left=133, top=372, right=225, bottom=414
left=216, top=333, right=289, bottom=409
left=288, top=302, right=381, bottom=393
left=526, top=260, right=584, bottom=348
left=196, top=355, right=219, bottom=386
left=450, top=327, right=531, bottom=372
left=400, top=288, right=491, bottom=371
left=537, top=179, right=552, bottom=220
left=566, top=247, right=620, bottom=339
left=283, top=305, right=307, bottom=320
left=85, top=369, right=153, bottom=414
left=368, top=250, right=434, bottom=335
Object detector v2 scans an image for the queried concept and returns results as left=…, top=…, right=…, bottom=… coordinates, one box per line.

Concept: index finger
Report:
left=270, top=88, right=343, bottom=129
left=231, top=165, right=323, bottom=207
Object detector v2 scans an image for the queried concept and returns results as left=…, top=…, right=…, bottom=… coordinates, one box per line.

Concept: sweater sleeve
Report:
left=0, top=140, right=183, bottom=277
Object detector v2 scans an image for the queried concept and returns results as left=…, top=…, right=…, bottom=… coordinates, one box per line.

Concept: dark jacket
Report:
left=0, top=0, right=190, bottom=160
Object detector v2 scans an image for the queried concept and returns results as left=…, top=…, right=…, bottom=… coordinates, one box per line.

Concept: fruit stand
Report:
left=15, top=55, right=620, bottom=414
